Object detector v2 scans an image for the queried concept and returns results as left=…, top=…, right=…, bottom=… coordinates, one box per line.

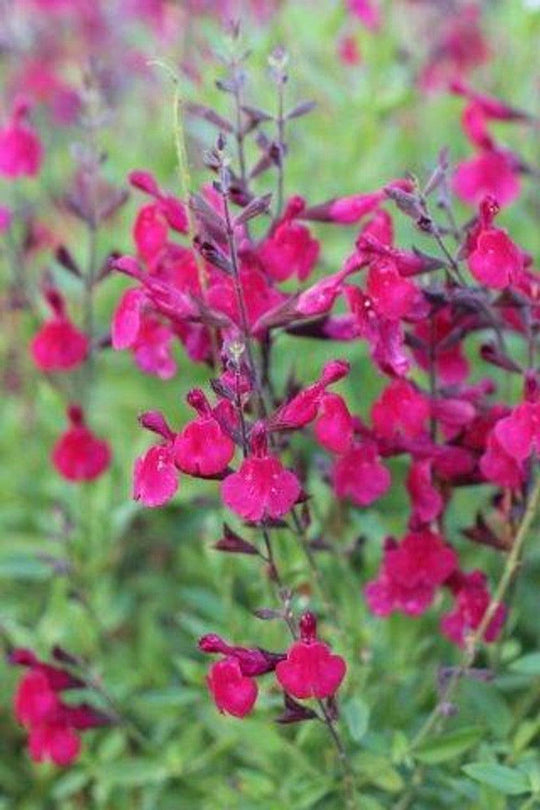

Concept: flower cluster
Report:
left=10, top=649, right=110, bottom=766
left=200, top=612, right=346, bottom=719
left=113, top=61, right=537, bottom=695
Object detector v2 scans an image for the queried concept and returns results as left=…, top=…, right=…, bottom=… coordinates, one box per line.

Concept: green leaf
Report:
left=98, top=759, right=171, bottom=787
left=0, top=554, right=51, bottom=580
left=510, top=653, right=540, bottom=675
left=51, top=770, right=90, bottom=800
left=342, top=696, right=370, bottom=743
left=415, top=726, right=483, bottom=764
left=355, top=752, right=404, bottom=793
left=462, top=762, right=531, bottom=795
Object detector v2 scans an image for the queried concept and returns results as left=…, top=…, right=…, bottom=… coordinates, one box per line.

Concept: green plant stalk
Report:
left=410, top=476, right=540, bottom=753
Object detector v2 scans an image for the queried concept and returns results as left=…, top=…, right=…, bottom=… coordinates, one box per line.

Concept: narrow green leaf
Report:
left=415, top=726, right=483, bottom=764
left=462, top=762, right=531, bottom=795
left=510, top=653, right=540, bottom=676
left=342, top=696, right=370, bottom=742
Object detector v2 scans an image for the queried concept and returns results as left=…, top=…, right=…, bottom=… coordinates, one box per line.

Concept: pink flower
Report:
left=207, top=263, right=284, bottom=333
left=270, top=359, right=350, bottom=431
left=366, top=259, right=420, bottom=320
left=14, top=671, right=59, bottom=727
left=30, top=289, right=88, bottom=372
left=111, top=288, right=177, bottom=379
left=133, top=411, right=178, bottom=507
left=174, top=390, right=235, bottom=477
left=365, top=531, right=457, bottom=617
left=133, top=445, right=178, bottom=507
left=28, top=720, right=81, bottom=767
left=0, top=101, right=43, bottom=179
left=468, top=227, right=523, bottom=289
left=131, top=316, right=177, bottom=379
left=494, top=401, right=540, bottom=462
left=11, top=648, right=110, bottom=767
left=129, top=170, right=188, bottom=262
left=328, top=191, right=383, bottom=224
left=412, top=306, right=469, bottom=385
left=407, top=459, right=444, bottom=527
left=346, top=0, right=380, bottom=31
left=385, top=530, right=457, bottom=589
left=275, top=613, right=346, bottom=700
left=346, top=286, right=410, bottom=377
left=333, top=441, right=391, bottom=506
left=441, top=570, right=506, bottom=647
left=52, top=406, right=111, bottom=482
left=133, top=203, right=169, bottom=262
left=480, top=433, right=525, bottom=489
left=419, top=4, right=489, bottom=92
left=372, top=380, right=430, bottom=440
left=314, top=393, right=353, bottom=454
left=207, top=657, right=258, bottom=718
left=338, top=35, right=361, bottom=66
left=112, top=288, right=146, bottom=350
left=221, top=423, right=301, bottom=522
left=461, top=102, right=494, bottom=150
left=259, top=202, right=319, bottom=282
left=453, top=150, right=520, bottom=208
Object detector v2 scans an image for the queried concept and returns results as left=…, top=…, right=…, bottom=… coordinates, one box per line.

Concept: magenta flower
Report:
left=407, top=459, right=444, bottom=527
left=453, top=150, right=520, bottom=208
left=133, top=445, right=178, bottom=507
left=11, top=649, right=110, bottom=767
left=412, top=306, right=470, bottom=385
left=346, top=0, right=380, bottom=30
left=28, top=720, right=81, bottom=767
left=52, top=406, right=111, bottom=483
left=207, top=657, right=258, bottom=718
left=366, top=259, right=420, bottom=321
left=493, top=401, right=540, bottom=462
left=174, top=389, right=235, bottom=477
left=259, top=197, right=319, bottom=282
left=112, top=288, right=177, bottom=379
left=314, top=393, right=353, bottom=454
left=270, top=359, right=350, bottom=431
left=441, top=570, right=506, bottom=647
left=468, top=227, right=523, bottom=289
left=15, top=670, right=59, bottom=728
left=276, top=613, right=346, bottom=700
left=365, top=531, right=457, bottom=617
left=30, top=289, right=89, bottom=372
left=0, top=100, right=43, bottom=179
left=333, top=441, right=391, bottom=506
left=133, top=203, right=169, bottom=263
left=133, top=411, right=178, bottom=507
left=338, top=35, right=361, bottom=66
left=372, top=379, right=430, bottom=440
left=221, top=423, right=301, bottom=522
left=480, top=433, right=525, bottom=489
left=346, top=286, right=410, bottom=377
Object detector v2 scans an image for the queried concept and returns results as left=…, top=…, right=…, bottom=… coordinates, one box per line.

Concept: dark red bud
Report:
left=320, top=359, right=350, bottom=386
left=249, top=421, right=269, bottom=458
left=199, top=634, right=230, bottom=654
left=67, top=404, right=84, bottom=427
left=44, top=287, right=65, bottom=318
left=186, top=388, right=212, bottom=417
left=138, top=410, right=175, bottom=441
left=299, top=611, right=317, bottom=643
